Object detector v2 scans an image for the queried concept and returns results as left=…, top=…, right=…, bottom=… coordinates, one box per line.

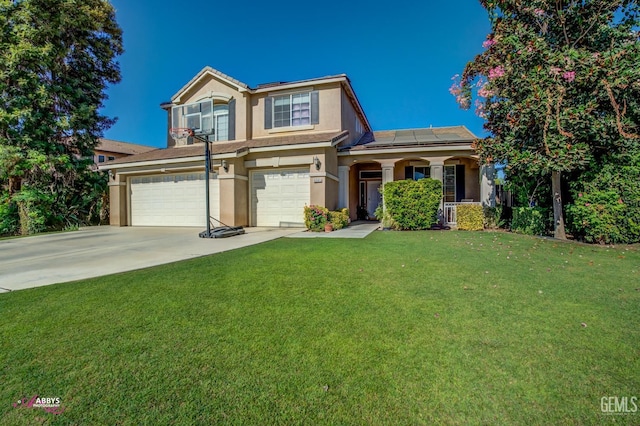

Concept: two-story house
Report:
left=101, top=66, right=495, bottom=228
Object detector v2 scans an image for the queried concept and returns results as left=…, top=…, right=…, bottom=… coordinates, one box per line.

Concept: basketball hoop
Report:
left=169, top=127, right=194, bottom=144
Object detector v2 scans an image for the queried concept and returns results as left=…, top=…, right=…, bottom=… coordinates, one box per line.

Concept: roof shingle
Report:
left=105, top=131, right=349, bottom=165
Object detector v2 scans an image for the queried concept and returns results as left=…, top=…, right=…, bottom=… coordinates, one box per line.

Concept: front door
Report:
left=366, top=180, right=382, bottom=218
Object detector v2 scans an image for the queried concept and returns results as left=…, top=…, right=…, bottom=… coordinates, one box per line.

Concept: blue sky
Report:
left=102, top=0, right=491, bottom=148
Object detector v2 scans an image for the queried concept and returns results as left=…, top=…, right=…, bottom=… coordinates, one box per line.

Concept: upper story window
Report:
left=265, top=90, right=319, bottom=130
left=274, top=93, right=310, bottom=128
left=97, top=155, right=105, bottom=163
left=355, top=116, right=363, bottom=135
left=212, top=104, right=229, bottom=141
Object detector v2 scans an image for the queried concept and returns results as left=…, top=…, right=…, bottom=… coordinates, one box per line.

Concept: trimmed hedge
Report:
left=511, top=207, right=549, bottom=236
left=304, top=206, right=350, bottom=232
left=483, top=206, right=505, bottom=229
left=303, top=205, right=329, bottom=232
left=329, top=208, right=349, bottom=230
left=566, top=190, right=640, bottom=244
left=457, top=204, right=484, bottom=231
left=382, top=179, right=442, bottom=230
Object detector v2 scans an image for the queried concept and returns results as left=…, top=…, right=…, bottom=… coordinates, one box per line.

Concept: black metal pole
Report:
left=204, top=135, right=211, bottom=237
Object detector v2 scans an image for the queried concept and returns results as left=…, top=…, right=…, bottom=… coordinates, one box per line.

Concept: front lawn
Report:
left=1, top=231, right=638, bottom=425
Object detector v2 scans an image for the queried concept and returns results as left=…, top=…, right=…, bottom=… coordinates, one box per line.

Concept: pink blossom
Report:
left=534, top=9, right=545, bottom=16
left=488, top=66, right=505, bottom=80
left=475, top=100, right=487, bottom=118
left=478, top=86, right=494, bottom=98
left=618, top=199, right=624, bottom=204
left=585, top=203, right=591, bottom=206
left=562, top=71, right=576, bottom=82
left=482, top=39, right=496, bottom=49
left=578, top=193, right=582, bottom=197
left=550, top=67, right=562, bottom=76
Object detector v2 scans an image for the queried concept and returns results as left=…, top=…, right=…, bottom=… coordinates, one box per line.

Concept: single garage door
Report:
left=130, top=173, right=219, bottom=227
left=251, top=169, right=310, bottom=227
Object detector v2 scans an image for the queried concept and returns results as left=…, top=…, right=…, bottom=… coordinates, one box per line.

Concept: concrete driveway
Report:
left=0, top=226, right=300, bottom=292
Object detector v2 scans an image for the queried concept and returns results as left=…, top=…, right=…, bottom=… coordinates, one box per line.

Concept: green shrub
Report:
left=328, top=208, right=349, bottom=230
left=483, top=205, right=505, bottom=229
left=457, top=204, right=484, bottom=231
left=13, top=188, right=53, bottom=236
left=566, top=191, right=639, bottom=244
left=303, top=205, right=329, bottom=232
left=511, top=207, right=549, bottom=236
left=567, top=153, right=640, bottom=244
left=374, top=204, right=395, bottom=229
left=382, top=179, right=442, bottom=230
left=0, top=195, right=19, bottom=236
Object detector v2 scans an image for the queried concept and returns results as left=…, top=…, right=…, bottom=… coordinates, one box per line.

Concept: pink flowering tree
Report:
left=453, top=0, right=640, bottom=239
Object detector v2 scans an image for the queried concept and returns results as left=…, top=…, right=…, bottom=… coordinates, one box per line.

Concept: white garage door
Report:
left=130, top=173, right=219, bottom=227
left=251, top=169, right=310, bottom=227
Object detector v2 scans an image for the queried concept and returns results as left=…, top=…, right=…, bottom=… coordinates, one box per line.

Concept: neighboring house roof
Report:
left=96, top=139, right=156, bottom=155
left=103, top=131, right=349, bottom=166
left=341, top=126, right=477, bottom=152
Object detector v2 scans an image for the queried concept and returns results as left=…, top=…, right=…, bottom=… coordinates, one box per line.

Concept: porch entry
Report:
left=359, top=169, right=383, bottom=219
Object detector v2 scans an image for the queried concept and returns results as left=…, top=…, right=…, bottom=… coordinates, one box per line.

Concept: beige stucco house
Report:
left=100, top=66, right=494, bottom=228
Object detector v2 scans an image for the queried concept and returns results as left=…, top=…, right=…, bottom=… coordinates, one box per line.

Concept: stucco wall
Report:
left=340, top=89, right=365, bottom=146
left=251, top=82, right=342, bottom=139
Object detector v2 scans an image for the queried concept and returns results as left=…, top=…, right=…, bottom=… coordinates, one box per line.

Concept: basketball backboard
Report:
left=171, top=99, right=214, bottom=136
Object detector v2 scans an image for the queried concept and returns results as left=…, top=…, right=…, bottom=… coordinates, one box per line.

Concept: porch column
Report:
left=430, top=161, right=445, bottom=212
left=381, top=163, right=394, bottom=186
left=338, top=166, right=350, bottom=209
left=480, top=164, right=496, bottom=207
left=380, top=163, right=395, bottom=214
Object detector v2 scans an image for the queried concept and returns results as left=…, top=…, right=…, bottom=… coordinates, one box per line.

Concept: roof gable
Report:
left=171, top=66, right=250, bottom=103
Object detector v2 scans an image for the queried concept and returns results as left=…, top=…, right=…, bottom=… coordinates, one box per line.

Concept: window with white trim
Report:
left=274, top=92, right=310, bottom=128
left=213, top=104, right=229, bottom=141
left=355, top=116, right=363, bottom=135
left=444, top=165, right=456, bottom=202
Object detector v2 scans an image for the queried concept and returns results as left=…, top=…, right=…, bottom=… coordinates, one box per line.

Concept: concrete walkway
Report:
left=0, top=226, right=300, bottom=292
left=287, top=220, right=380, bottom=239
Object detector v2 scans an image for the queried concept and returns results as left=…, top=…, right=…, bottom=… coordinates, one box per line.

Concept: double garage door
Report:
left=129, top=169, right=310, bottom=227
left=130, top=173, right=219, bottom=227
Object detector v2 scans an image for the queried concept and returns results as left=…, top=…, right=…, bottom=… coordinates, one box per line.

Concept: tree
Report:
left=0, top=0, right=122, bottom=234
left=452, top=0, right=640, bottom=238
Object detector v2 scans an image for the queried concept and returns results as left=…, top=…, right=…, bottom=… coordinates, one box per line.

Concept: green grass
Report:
left=1, top=231, right=639, bottom=425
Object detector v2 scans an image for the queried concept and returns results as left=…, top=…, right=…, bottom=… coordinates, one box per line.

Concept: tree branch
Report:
left=602, top=79, right=640, bottom=139
left=543, top=88, right=553, bottom=155
left=556, top=88, right=574, bottom=139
